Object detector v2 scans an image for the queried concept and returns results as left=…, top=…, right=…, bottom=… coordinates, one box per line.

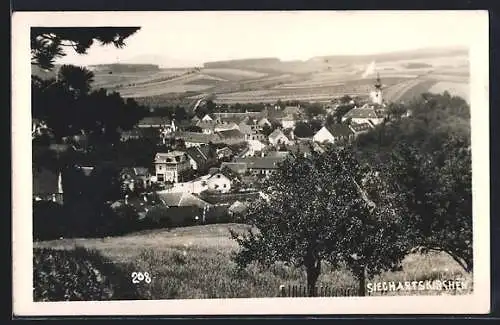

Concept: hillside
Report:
left=31, top=47, right=470, bottom=107
left=34, top=223, right=471, bottom=300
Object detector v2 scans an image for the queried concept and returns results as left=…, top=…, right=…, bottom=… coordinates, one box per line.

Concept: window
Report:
left=217, top=174, right=221, bottom=178
left=223, top=184, right=227, bottom=188
left=159, top=165, right=163, bottom=170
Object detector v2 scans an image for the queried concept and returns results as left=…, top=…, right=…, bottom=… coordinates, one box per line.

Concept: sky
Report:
left=54, top=11, right=483, bottom=68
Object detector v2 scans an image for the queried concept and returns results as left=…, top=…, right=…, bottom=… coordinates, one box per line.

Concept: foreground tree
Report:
left=387, top=136, right=473, bottom=272
left=230, top=147, right=409, bottom=296
left=31, top=27, right=141, bottom=69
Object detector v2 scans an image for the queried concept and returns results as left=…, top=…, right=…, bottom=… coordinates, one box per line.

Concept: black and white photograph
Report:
left=12, top=10, right=489, bottom=315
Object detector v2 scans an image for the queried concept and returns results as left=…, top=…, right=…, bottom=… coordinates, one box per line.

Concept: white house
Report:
left=268, top=129, right=291, bottom=146
left=201, top=114, right=214, bottom=122
left=280, top=116, right=296, bottom=129
left=257, top=117, right=272, bottom=128
left=341, top=104, right=384, bottom=126
left=206, top=172, right=232, bottom=193
left=245, top=139, right=267, bottom=157
left=154, top=151, right=191, bottom=183
left=164, top=175, right=210, bottom=194
left=313, top=125, right=354, bottom=144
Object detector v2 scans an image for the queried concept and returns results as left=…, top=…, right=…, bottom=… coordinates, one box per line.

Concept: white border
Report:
left=12, top=11, right=490, bottom=316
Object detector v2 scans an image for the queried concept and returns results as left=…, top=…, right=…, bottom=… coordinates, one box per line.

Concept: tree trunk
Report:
left=305, top=258, right=321, bottom=297
left=357, top=266, right=367, bottom=296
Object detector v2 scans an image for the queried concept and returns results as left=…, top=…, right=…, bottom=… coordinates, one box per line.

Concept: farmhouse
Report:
left=341, top=104, right=384, bottom=126
left=280, top=115, right=297, bottom=129
left=257, top=117, right=272, bottom=128
left=216, top=147, right=233, bottom=160
left=154, top=151, right=191, bottom=183
left=216, top=129, right=246, bottom=145
left=177, top=132, right=222, bottom=147
left=214, top=121, right=240, bottom=132
left=313, top=124, right=354, bottom=144
left=220, top=162, right=248, bottom=174
left=154, top=190, right=212, bottom=225
left=244, top=139, right=267, bottom=157
left=349, top=122, right=373, bottom=136
left=196, top=120, right=217, bottom=134
left=268, top=128, right=291, bottom=146
left=233, top=156, right=287, bottom=177
left=185, top=145, right=217, bottom=171
left=163, top=175, right=210, bottom=194
left=201, top=114, right=215, bottom=122
left=137, top=116, right=172, bottom=129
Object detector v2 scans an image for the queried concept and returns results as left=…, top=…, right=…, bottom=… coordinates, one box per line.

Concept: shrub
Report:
left=33, top=247, right=142, bottom=301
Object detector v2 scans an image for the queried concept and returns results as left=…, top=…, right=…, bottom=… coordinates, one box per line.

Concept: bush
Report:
left=33, top=247, right=142, bottom=301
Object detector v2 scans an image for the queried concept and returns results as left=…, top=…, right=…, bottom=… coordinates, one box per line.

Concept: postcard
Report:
left=12, top=10, right=490, bottom=316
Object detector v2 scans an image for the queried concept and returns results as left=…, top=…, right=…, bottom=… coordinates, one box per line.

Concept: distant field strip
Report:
left=384, top=78, right=437, bottom=103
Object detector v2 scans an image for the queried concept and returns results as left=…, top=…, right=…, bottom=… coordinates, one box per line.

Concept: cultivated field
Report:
left=42, top=48, right=468, bottom=106
left=34, top=223, right=473, bottom=299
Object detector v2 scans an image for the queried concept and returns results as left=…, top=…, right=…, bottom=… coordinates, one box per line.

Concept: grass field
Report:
left=34, top=223, right=473, bottom=300
left=69, top=49, right=470, bottom=106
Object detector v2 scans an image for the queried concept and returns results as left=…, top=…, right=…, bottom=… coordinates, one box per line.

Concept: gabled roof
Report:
left=186, top=145, right=211, bottom=166
left=155, top=151, right=189, bottom=163
left=220, top=162, right=248, bottom=174
left=233, top=156, right=286, bottom=170
left=349, top=122, right=372, bottom=133
left=176, top=131, right=221, bottom=144
left=196, top=120, right=217, bottom=129
left=325, top=124, right=354, bottom=137
left=343, top=105, right=381, bottom=119
left=217, top=129, right=245, bottom=139
left=269, top=128, right=288, bottom=140
left=156, top=191, right=211, bottom=208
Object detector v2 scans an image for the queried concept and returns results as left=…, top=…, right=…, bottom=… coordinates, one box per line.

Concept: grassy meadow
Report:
left=34, top=223, right=473, bottom=300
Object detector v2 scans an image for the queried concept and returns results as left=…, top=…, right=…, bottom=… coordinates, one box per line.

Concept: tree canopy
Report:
left=231, top=147, right=409, bottom=296
left=31, top=27, right=141, bottom=69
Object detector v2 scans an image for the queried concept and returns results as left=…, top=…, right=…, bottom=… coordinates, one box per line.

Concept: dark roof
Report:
left=138, top=116, right=171, bottom=126
left=217, top=129, right=245, bottom=139
left=156, top=191, right=211, bottom=208
left=343, top=105, right=381, bottom=119
left=269, top=129, right=289, bottom=141
left=326, top=124, right=354, bottom=137
left=220, top=162, right=248, bottom=174
left=349, top=122, right=372, bottom=133
left=233, top=156, right=286, bottom=170
left=186, top=145, right=210, bottom=166
left=176, top=131, right=221, bottom=144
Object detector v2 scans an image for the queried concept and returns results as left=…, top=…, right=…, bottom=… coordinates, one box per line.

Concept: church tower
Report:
left=370, top=73, right=383, bottom=105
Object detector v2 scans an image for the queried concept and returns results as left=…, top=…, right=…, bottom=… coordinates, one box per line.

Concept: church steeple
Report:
left=374, top=73, right=382, bottom=90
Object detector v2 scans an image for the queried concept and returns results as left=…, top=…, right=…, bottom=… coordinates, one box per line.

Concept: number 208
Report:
left=131, top=272, right=151, bottom=284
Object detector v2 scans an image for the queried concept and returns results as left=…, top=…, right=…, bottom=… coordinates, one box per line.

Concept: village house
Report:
left=341, top=103, right=385, bottom=126
left=196, top=120, right=217, bottom=134
left=349, top=122, right=373, bottom=137
left=214, top=121, right=240, bottom=133
left=216, top=129, right=246, bottom=145
left=185, top=144, right=217, bottom=171
left=268, top=128, right=291, bottom=146
left=243, top=139, right=267, bottom=157
left=177, top=132, right=222, bottom=148
left=280, top=115, right=297, bottom=129
left=233, top=156, right=287, bottom=177
left=201, top=114, right=215, bottom=122
left=154, top=151, right=191, bottom=183
left=120, top=167, right=152, bottom=192
left=155, top=190, right=212, bottom=225
left=206, top=172, right=232, bottom=193
left=137, top=116, right=172, bottom=129
left=216, top=146, right=233, bottom=160
left=163, top=174, right=211, bottom=194
left=313, top=124, right=355, bottom=144
left=220, top=162, right=248, bottom=175
left=257, top=117, right=272, bottom=128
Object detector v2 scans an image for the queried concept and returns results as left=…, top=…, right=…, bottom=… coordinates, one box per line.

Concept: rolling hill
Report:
left=31, top=47, right=470, bottom=107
